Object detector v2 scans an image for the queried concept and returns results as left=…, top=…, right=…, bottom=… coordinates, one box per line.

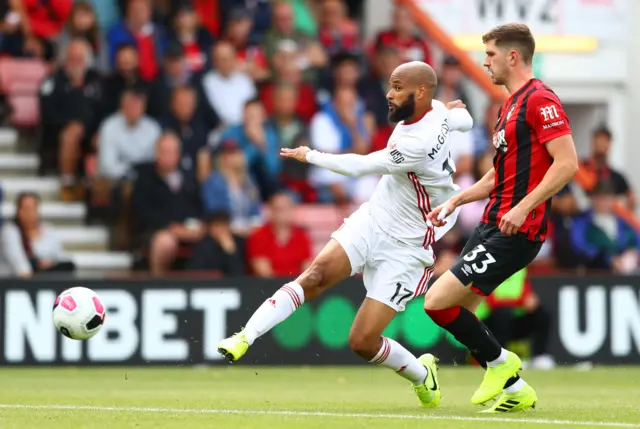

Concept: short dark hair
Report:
left=593, top=125, right=612, bottom=140
left=482, top=23, right=536, bottom=64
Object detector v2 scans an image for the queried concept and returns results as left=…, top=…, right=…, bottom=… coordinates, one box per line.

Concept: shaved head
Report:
left=393, top=61, right=438, bottom=90
left=386, top=61, right=438, bottom=123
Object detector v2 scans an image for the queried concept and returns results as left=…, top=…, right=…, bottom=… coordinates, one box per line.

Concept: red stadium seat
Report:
left=294, top=205, right=345, bottom=256
left=0, top=58, right=50, bottom=127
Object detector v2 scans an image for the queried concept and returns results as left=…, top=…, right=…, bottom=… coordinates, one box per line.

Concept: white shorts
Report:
left=331, top=205, right=435, bottom=312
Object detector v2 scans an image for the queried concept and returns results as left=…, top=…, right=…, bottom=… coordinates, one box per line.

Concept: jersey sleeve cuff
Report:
left=539, top=129, right=572, bottom=145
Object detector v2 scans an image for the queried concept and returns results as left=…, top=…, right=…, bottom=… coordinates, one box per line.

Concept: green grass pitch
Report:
left=0, top=366, right=639, bottom=429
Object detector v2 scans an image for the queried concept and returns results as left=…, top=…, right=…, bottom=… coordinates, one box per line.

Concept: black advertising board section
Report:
left=0, top=278, right=467, bottom=365
left=531, top=275, right=640, bottom=364
left=0, top=276, right=639, bottom=365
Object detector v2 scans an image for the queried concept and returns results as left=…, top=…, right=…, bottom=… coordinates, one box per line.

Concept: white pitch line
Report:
left=0, top=404, right=638, bottom=428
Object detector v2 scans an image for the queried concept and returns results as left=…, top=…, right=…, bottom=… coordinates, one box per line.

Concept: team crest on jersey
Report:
left=506, top=104, right=517, bottom=120
left=388, top=141, right=397, bottom=150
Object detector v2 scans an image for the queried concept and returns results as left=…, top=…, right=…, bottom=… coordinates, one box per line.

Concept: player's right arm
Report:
left=281, top=135, right=426, bottom=177
left=427, top=167, right=495, bottom=226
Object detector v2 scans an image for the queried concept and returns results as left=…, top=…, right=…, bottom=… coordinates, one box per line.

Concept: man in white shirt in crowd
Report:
left=202, top=41, right=257, bottom=128
left=98, top=87, right=161, bottom=180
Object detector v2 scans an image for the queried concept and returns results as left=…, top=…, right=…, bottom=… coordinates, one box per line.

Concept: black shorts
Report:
left=450, top=223, right=542, bottom=296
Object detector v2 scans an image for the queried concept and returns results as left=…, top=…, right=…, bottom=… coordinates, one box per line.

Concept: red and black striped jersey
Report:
left=482, top=78, right=572, bottom=242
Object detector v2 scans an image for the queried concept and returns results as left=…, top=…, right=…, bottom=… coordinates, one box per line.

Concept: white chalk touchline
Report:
left=0, top=404, right=637, bottom=428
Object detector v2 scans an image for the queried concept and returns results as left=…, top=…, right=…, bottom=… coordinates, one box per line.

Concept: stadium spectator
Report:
left=372, top=4, right=432, bottom=65
left=261, top=43, right=318, bottom=121
left=0, top=0, right=72, bottom=60
left=582, top=126, right=636, bottom=210
left=100, top=43, right=150, bottom=120
left=309, top=86, right=370, bottom=204
left=219, top=98, right=279, bottom=181
left=263, top=1, right=327, bottom=75
left=186, top=211, right=246, bottom=276
left=435, top=56, right=472, bottom=113
left=219, top=0, right=271, bottom=44
left=201, top=139, right=263, bottom=237
left=571, top=180, right=640, bottom=273
left=57, top=1, right=108, bottom=72
left=359, top=46, right=402, bottom=129
left=146, top=41, right=218, bottom=126
left=223, top=7, right=269, bottom=83
left=318, top=50, right=361, bottom=106
left=267, top=83, right=313, bottom=201
left=471, top=101, right=501, bottom=157
left=202, top=41, right=257, bottom=127
left=161, top=85, right=211, bottom=181
left=39, top=38, right=103, bottom=201
left=97, top=88, right=160, bottom=181
left=131, top=132, right=204, bottom=276
left=0, top=193, right=74, bottom=278
left=247, top=191, right=312, bottom=277
left=550, top=184, right=583, bottom=269
left=476, top=269, right=555, bottom=370
left=317, top=0, right=360, bottom=57
left=107, top=0, right=167, bottom=81
left=167, top=2, right=213, bottom=74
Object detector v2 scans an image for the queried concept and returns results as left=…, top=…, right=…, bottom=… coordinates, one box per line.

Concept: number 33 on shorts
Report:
left=462, top=245, right=496, bottom=274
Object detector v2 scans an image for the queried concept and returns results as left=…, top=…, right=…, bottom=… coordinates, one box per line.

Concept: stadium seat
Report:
left=0, top=58, right=49, bottom=127
left=294, top=205, right=345, bottom=256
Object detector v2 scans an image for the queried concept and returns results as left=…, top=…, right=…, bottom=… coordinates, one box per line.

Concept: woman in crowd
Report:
left=0, top=192, right=75, bottom=278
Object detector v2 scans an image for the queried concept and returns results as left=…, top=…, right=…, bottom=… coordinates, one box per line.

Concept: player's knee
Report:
left=423, top=291, right=447, bottom=311
left=297, top=263, right=328, bottom=300
left=348, top=331, right=378, bottom=358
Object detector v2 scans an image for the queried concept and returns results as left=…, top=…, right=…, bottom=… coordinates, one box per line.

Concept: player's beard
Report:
left=388, top=93, right=416, bottom=123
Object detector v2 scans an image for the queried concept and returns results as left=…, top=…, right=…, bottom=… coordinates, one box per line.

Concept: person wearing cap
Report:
left=201, top=138, right=263, bottom=237
left=571, top=180, right=640, bottom=273
left=168, top=2, right=214, bottom=74
left=107, top=0, right=167, bottom=81
left=186, top=210, right=246, bottom=276
left=223, top=7, right=269, bottom=82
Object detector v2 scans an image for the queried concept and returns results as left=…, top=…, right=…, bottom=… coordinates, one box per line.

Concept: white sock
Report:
left=243, top=282, right=305, bottom=345
left=487, top=348, right=508, bottom=368
left=369, top=337, right=428, bottom=386
left=504, top=377, right=526, bottom=394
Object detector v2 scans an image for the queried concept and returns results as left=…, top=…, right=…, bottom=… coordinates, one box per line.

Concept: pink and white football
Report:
left=52, top=287, right=106, bottom=340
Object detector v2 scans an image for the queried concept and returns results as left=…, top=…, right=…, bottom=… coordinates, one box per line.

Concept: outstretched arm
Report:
left=305, top=149, right=400, bottom=177
left=282, top=137, right=425, bottom=178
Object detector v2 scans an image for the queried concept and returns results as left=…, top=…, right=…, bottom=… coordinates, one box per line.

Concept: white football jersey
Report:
left=368, top=100, right=472, bottom=247
left=307, top=100, right=473, bottom=248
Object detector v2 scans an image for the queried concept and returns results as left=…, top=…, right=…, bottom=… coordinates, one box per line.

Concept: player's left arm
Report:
left=500, top=94, right=579, bottom=235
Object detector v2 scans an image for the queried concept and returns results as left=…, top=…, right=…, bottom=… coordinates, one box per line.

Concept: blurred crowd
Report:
left=0, top=0, right=638, bottom=280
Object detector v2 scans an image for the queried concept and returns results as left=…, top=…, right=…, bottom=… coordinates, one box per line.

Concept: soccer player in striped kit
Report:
left=218, top=61, right=472, bottom=407
left=426, top=23, right=578, bottom=412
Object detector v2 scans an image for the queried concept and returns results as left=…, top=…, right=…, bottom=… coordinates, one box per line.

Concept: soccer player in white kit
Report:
left=218, top=62, right=473, bottom=407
